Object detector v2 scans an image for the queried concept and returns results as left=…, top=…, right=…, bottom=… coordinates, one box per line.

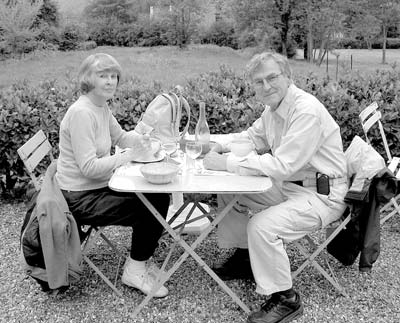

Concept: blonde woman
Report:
left=56, top=53, right=170, bottom=297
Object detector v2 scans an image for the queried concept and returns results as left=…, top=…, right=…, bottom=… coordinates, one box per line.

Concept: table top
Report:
left=109, top=162, right=272, bottom=194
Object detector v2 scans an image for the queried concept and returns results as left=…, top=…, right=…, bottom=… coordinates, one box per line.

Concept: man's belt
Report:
left=289, top=177, right=347, bottom=187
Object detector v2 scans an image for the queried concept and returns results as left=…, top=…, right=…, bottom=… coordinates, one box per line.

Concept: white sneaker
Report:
left=121, top=265, right=168, bottom=298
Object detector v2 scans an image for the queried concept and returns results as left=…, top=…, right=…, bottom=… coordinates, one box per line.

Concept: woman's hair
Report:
left=78, top=53, right=122, bottom=94
left=246, top=52, right=292, bottom=80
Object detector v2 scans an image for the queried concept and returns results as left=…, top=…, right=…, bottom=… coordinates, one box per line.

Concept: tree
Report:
left=0, top=0, right=43, bottom=36
left=156, top=0, right=204, bottom=48
left=351, top=14, right=381, bottom=49
left=33, top=0, right=60, bottom=28
left=295, top=0, right=346, bottom=65
left=272, top=0, right=297, bottom=57
left=363, top=0, right=400, bottom=64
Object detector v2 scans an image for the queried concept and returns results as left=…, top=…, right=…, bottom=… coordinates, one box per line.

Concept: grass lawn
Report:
left=1, top=45, right=400, bottom=89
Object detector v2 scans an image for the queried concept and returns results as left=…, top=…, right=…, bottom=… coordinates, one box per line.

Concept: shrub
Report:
left=36, top=23, right=61, bottom=46
left=59, top=24, right=87, bottom=51
left=371, top=38, right=400, bottom=49
left=200, top=20, right=238, bottom=49
left=2, top=67, right=400, bottom=197
left=1, top=30, right=39, bottom=58
left=78, top=40, right=97, bottom=51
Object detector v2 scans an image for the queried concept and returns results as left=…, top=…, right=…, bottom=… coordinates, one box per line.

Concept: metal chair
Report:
left=291, top=210, right=352, bottom=297
left=18, top=130, right=125, bottom=296
left=359, top=102, right=400, bottom=224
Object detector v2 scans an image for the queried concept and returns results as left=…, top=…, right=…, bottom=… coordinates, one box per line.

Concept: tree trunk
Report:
left=280, top=6, right=291, bottom=57
left=382, top=24, right=387, bottom=64
left=306, top=8, right=313, bottom=63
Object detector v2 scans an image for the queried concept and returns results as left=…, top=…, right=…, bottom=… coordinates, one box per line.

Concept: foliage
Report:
left=0, top=0, right=43, bottom=58
left=35, top=23, right=61, bottom=47
left=0, top=29, right=39, bottom=58
left=58, top=23, right=88, bottom=51
left=84, top=0, right=136, bottom=24
left=156, top=0, right=204, bottom=48
left=199, top=20, right=238, bottom=49
left=87, top=17, right=175, bottom=47
left=0, top=0, right=43, bottom=36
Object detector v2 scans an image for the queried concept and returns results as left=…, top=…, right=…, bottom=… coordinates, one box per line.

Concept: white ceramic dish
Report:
left=140, top=162, right=180, bottom=184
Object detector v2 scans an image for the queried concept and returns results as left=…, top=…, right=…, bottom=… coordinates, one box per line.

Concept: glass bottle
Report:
left=195, top=101, right=210, bottom=154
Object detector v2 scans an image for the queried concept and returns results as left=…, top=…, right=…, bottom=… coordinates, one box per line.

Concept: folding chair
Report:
left=359, top=102, right=400, bottom=224
left=291, top=210, right=352, bottom=297
left=18, top=130, right=125, bottom=296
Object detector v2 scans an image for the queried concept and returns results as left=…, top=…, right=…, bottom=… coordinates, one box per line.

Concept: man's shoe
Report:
left=121, top=263, right=168, bottom=298
left=213, top=248, right=253, bottom=280
left=247, top=291, right=303, bottom=323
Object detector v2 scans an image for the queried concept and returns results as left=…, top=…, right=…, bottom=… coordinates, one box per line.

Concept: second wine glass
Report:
left=185, top=141, right=202, bottom=172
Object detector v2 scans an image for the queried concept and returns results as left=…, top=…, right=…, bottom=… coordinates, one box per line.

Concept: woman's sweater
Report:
left=56, top=95, right=139, bottom=191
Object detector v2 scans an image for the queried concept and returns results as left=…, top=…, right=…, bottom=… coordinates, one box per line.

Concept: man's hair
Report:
left=246, top=52, right=292, bottom=80
left=78, top=53, right=122, bottom=94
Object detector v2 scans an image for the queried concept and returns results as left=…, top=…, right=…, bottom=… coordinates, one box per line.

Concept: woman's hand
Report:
left=203, top=151, right=228, bottom=171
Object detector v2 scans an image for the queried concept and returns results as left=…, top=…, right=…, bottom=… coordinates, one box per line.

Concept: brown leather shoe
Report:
left=247, top=291, right=303, bottom=323
left=213, top=248, right=254, bottom=280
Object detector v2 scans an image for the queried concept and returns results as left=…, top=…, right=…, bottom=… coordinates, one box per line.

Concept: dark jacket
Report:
left=20, top=160, right=82, bottom=290
left=327, top=168, right=398, bottom=272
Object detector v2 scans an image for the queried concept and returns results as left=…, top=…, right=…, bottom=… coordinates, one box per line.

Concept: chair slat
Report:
left=17, top=130, right=47, bottom=160
left=23, top=140, right=53, bottom=173
left=361, top=110, right=382, bottom=133
left=359, top=101, right=378, bottom=122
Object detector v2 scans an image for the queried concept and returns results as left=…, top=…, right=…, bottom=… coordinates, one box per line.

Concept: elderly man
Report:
left=203, top=52, right=348, bottom=323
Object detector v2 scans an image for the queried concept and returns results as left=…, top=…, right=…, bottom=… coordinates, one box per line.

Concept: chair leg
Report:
left=291, top=215, right=352, bottom=297
left=380, top=196, right=400, bottom=225
left=82, top=255, right=123, bottom=297
left=81, top=227, right=125, bottom=297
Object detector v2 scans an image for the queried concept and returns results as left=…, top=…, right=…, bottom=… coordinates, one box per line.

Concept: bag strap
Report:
left=178, top=95, right=191, bottom=138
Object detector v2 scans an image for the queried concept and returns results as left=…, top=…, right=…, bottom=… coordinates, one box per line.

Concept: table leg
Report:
left=131, top=193, right=250, bottom=318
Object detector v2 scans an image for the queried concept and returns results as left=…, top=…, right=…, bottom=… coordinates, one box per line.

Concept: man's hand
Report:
left=203, top=151, right=228, bottom=171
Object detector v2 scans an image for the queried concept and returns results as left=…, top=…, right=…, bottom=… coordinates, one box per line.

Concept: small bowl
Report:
left=230, top=139, right=254, bottom=157
left=140, top=162, right=179, bottom=184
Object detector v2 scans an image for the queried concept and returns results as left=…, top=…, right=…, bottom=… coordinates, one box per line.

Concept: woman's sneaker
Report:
left=121, top=263, right=168, bottom=298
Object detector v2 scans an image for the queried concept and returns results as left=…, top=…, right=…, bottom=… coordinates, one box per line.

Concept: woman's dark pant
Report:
left=62, top=187, right=170, bottom=261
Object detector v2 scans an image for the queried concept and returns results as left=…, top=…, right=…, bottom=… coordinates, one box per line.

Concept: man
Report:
left=203, top=52, right=348, bottom=323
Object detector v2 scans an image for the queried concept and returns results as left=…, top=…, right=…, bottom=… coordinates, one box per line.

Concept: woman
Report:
left=56, top=53, right=170, bottom=298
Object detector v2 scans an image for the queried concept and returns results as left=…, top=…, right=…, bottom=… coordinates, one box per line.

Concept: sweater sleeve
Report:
left=109, top=113, right=141, bottom=149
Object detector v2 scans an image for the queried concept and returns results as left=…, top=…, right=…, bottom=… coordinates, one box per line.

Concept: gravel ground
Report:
left=1, top=201, right=399, bottom=323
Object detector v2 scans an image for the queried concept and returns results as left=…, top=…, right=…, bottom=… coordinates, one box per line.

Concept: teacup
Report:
left=230, top=139, right=254, bottom=157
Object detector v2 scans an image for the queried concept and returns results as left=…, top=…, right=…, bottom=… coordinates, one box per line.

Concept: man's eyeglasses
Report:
left=253, top=73, right=283, bottom=88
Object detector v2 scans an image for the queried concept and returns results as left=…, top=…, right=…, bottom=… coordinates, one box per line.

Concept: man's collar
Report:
left=273, top=84, right=296, bottom=119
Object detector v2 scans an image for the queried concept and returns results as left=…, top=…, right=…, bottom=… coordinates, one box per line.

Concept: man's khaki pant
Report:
left=217, top=181, right=347, bottom=296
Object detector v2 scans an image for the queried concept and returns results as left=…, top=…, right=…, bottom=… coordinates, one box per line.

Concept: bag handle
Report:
left=178, top=95, right=191, bottom=138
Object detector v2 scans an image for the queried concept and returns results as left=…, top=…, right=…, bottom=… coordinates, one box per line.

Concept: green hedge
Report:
left=2, top=66, right=400, bottom=198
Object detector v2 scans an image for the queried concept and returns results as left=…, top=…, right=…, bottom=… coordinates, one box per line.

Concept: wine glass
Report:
left=185, top=141, right=202, bottom=172
left=162, top=139, right=178, bottom=163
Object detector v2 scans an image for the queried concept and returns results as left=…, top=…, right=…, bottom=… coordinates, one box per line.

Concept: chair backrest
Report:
left=17, top=130, right=54, bottom=191
left=359, top=102, right=392, bottom=162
